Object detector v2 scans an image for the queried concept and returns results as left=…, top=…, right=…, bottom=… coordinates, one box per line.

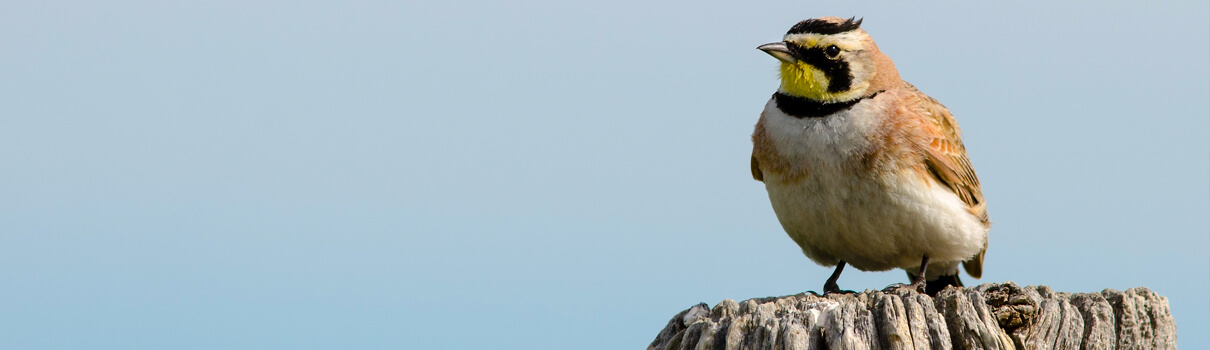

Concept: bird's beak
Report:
left=758, top=42, right=796, bottom=63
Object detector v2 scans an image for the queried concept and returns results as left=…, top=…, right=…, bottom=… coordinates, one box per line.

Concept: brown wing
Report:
left=751, top=155, right=764, bottom=182
left=751, top=117, right=768, bottom=183
left=910, top=85, right=989, bottom=278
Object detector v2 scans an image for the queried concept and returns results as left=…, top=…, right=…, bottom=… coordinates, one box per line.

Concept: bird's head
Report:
left=759, top=17, right=901, bottom=103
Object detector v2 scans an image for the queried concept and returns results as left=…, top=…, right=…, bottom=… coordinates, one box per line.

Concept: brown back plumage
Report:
left=909, top=84, right=989, bottom=278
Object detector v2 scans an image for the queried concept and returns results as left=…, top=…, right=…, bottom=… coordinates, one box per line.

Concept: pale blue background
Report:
left=2, top=1, right=1206, bottom=349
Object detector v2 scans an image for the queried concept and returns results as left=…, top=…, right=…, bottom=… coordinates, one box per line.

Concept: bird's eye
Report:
left=825, top=45, right=841, bottom=58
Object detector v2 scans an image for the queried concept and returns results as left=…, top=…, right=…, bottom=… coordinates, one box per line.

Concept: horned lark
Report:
left=751, top=17, right=989, bottom=295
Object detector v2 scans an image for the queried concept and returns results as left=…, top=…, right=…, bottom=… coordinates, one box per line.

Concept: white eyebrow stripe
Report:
left=783, top=31, right=864, bottom=49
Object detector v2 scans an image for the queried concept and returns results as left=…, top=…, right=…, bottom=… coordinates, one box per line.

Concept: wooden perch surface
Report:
left=649, top=282, right=1175, bottom=350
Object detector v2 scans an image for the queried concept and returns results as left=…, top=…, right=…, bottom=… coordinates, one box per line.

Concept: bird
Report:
left=750, top=17, right=989, bottom=295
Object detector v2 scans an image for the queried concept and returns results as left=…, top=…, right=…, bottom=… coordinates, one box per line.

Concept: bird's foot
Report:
left=823, top=281, right=856, bottom=295
left=884, top=256, right=930, bottom=294
left=820, top=261, right=855, bottom=295
left=881, top=281, right=926, bottom=294
left=816, top=288, right=857, bottom=296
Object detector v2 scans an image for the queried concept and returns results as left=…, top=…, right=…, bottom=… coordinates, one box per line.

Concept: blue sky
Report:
left=2, top=1, right=1206, bottom=348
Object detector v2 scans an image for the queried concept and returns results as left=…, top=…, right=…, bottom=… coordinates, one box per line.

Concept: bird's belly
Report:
left=764, top=168, right=986, bottom=272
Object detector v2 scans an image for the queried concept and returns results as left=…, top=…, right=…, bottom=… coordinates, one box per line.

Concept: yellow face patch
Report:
left=778, top=61, right=829, bottom=99
left=778, top=61, right=860, bottom=103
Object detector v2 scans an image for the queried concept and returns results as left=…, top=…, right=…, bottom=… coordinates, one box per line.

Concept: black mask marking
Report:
left=787, top=43, right=852, bottom=93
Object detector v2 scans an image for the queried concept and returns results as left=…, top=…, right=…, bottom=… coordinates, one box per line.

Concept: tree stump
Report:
left=648, top=282, right=1175, bottom=350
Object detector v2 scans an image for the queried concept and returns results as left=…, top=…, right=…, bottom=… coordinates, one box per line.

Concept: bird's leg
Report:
left=883, top=255, right=929, bottom=294
left=910, top=255, right=929, bottom=292
left=823, top=261, right=854, bottom=294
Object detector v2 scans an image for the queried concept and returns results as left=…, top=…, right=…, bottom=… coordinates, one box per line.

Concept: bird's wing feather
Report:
left=910, top=86, right=989, bottom=278
left=751, top=155, right=764, bottom=182
left=751, top=117, right=768, bottom=183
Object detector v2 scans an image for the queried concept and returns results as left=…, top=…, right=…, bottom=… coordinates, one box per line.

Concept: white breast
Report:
left=758, top=98, right=986, bottom=274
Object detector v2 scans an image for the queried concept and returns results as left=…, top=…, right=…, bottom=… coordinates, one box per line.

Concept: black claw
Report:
left=824, top=282, right=840, bottom=294
left=822, top=261, right=849, bottom=295
left=822, top=282, right=855, bottom=295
